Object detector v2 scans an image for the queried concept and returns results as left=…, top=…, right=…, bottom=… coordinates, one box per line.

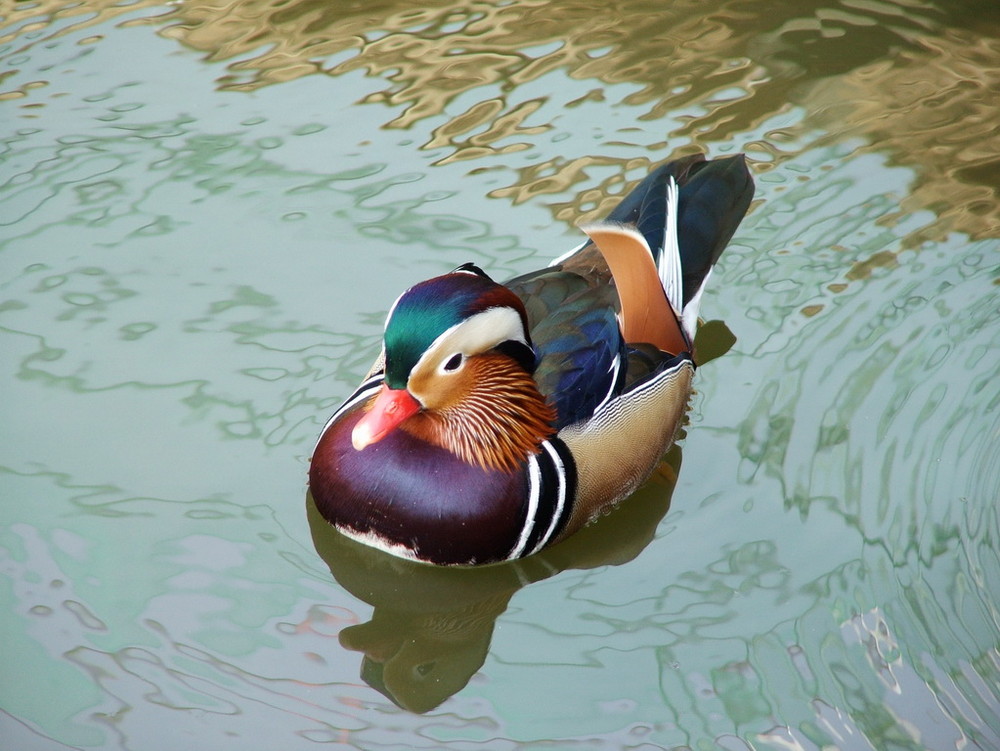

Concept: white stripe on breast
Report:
left=508, top=453, right=543, bottom=560
left=528, top=441, right=567, bottom=556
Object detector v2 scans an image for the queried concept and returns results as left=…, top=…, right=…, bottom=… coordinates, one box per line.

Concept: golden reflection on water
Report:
left=800, top=22, right=1000, bottom=246
left=4, top=0, right=998, bottom=242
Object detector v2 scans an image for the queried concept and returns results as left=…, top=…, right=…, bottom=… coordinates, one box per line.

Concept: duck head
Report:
left=352, top=264, right=556, bottom=472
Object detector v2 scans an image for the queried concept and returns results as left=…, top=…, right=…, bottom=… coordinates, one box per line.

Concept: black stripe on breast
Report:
left=507, top=437, right=578, bottom=560
left=544, top=436, right=577, bottom=544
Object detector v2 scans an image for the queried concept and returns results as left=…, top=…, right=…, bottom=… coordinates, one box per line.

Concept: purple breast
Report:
left=310, top=404, right=528, bottom=565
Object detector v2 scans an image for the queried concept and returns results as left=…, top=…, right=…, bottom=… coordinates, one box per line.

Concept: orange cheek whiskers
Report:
left=404, top=355, right=555, bottom=473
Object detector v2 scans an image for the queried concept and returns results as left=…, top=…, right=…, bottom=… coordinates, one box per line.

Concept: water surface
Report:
left=2, top=1, right=998, bottom=749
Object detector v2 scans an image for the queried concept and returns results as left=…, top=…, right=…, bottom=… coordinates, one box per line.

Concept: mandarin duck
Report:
left=310, top=154, right=754, bottom=566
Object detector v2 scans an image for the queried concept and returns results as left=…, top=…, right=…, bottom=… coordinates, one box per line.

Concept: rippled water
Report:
left=2, top=1, right=998, bottom=749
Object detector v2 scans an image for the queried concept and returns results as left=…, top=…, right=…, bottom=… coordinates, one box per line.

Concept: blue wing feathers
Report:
left=530, top=294, right=627, bottom=428
left=504, top=154, right=753, bottom=429
left=675, top=157, right=755, bottom=304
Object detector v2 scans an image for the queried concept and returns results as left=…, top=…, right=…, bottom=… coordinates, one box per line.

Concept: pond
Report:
left=1, top=1, right=998, bottom=749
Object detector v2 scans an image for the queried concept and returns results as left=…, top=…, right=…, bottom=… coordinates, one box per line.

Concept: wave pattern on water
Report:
left=1, top=1, right=999, bottom=749
left=4, top=0, right=998, bottom=244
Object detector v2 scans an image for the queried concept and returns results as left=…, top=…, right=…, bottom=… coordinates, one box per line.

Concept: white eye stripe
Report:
left=411, top=306, right=527, bottom=381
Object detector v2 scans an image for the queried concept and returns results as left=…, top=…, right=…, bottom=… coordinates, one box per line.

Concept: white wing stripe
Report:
left=660, top=176, right=683, bottom=316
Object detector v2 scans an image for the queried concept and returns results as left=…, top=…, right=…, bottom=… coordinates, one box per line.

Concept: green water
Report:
left=2, top=1, right=998, bottom=749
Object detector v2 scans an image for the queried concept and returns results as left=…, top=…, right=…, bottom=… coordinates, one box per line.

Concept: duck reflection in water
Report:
left=307, top=322, right=734, bottom=713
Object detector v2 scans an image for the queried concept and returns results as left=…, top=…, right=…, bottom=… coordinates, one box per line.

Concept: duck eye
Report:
left=442, top=353, right=464, bottom=373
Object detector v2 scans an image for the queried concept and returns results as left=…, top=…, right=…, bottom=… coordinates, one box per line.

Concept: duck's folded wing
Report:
left=507, top=270, right=626, bottom=429
left=532, top=291, right=628, bottom=429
